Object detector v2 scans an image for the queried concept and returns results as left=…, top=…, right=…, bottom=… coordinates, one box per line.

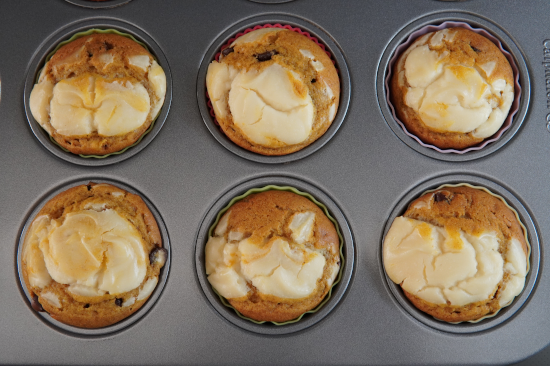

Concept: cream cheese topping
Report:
left=48, top=75, right=151, bottom=136
left=299, top=49, right=325, bottom=71
left=207, top=62, right=314, bottom=146
left=399, top=29, right=514, bottom=138
left=205, top=211, right=335, bottom=300
left=29, top=53, right=166, bottom=137
left=23, top=208, right=148, bottom=297
left=383, top=217, right=527, bottom=307
left=41, top=291, right=61, bottom=308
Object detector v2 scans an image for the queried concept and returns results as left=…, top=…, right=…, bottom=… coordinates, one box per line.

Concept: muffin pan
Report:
left=2, top=0, right=550, bottom=365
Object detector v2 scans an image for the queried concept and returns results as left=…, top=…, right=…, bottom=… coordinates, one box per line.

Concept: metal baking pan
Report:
left=1, top=0, right=549, bottom=364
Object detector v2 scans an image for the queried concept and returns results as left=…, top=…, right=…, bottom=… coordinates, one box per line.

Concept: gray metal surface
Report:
left=1, top=0, right=549, bottom=365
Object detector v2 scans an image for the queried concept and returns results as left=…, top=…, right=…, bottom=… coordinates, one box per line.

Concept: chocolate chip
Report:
left=104, top=42, right=114, bottom=51
left=311, top=79, right=317, bottom=83
left=31, top=294, right=44, bottom=312
left=84, top=304, right=90, bottom=309
left=434, top=192, right=447, bottom=202
left=87, top=184, right=92, bottom=191
left=221, top=47, right=234, bottom=56
left=256, top=50, right=277, bottom=62
left=470, top=45, right=481, bottom=53
left=149, top=247, right=168, bottom=266
left=115, top=298, right=123, bottom=307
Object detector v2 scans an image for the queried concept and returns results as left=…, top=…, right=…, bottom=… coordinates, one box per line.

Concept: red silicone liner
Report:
left=385, top=21, right=522, bottom=154
left=207, top=23, right=337, bottom=127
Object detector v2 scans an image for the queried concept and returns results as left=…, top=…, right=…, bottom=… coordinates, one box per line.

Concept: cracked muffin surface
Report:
left=383, top=186, right=528, bottom=322
left=21, top=182, right=167, bottom=328
left=206, top=28, right=340, bottom=156
left=205, top=190, right=340, bottom=322
left=390, top=27, right=514, bottom=149
left=29, top=33, right=166, bottom=155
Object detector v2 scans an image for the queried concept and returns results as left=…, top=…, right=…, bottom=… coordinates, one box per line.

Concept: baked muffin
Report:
left=29, top=32, right=166, bottom=155
left=21, top=183, right=167, bottom=328
left=205, top=190, right=340, bottom=322
left=206, top=28, right=340, bottom=155
left=383, top=186, right=528, bottom=322
left=390, top=27, right=514, bottom=149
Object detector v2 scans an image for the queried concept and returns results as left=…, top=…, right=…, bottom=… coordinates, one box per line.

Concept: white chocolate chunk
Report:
left=228, top=231, right=243, bottom=242
left=383, top=217, right=527, bottom=307
left=122, top=297, right=136, bottom=307
left=299, top=49, right=325, bottom=71
left=68, top=284, right=106, bottom=297
left=230, top=28, right=282, bottom=47
left=214, top=212, right=230, bottom=236
left=98, top=53, right=114, bottom=67
left=41, top=291, right=61, bottom=308
left=480, top=61, right=496, bottom=77
left=137, top=277, right=158, bottom=301
left=288, top=211, right=315, bottom=244
left=128, top=55, right=151, bottom=70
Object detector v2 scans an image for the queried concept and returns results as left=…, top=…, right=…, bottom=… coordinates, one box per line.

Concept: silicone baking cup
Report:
left=197, top=14, right=350, bottom=164
left=385, top=21, right=522, bottom=154
left=24, top=18, right=172, bottom=166
left=195, top=176, right=354, bottom=335
left=380, top=175, right=539, bottom=334
left=207, top=23, right=336, bottom=128
left=206, top=185, right=345, bottom=325
left=36, top=29, right=162, bottom=159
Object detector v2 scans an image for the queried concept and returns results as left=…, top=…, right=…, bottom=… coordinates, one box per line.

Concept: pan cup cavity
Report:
left=16, top=178, right=171, bottom=337
left=195, top=176, right=354, bottom=334
left=380, top=175, right=539, bottom=333
left=197, top=14, right=350, bottom=164
left=64, top=0, right=132, bottom=9
left=24, top=18, right=172, bottom=166
left=377, top=13, right=530, bottom=162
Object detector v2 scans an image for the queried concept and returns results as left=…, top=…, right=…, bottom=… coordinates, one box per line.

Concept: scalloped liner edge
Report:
left=385, top=21, right=522, bottom=154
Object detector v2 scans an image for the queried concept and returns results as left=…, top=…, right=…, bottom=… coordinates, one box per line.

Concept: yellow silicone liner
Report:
left=36, top=28, right=162, bottom=159
left=417, top=183, right=531, bottom=324
left=206, top=185, right=345, bottom=325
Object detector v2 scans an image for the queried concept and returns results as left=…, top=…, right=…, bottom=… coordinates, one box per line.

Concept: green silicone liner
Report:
left=207, top=185, right=345, bottom=325
left=36, top=28, right=161, bottom=159
left=418, top=183, right=532, bottom=324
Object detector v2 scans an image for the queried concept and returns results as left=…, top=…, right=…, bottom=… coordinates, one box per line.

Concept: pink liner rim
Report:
left=385, top=21, right=522, bottom=154
left=208, top=23, right=337, bottom=128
